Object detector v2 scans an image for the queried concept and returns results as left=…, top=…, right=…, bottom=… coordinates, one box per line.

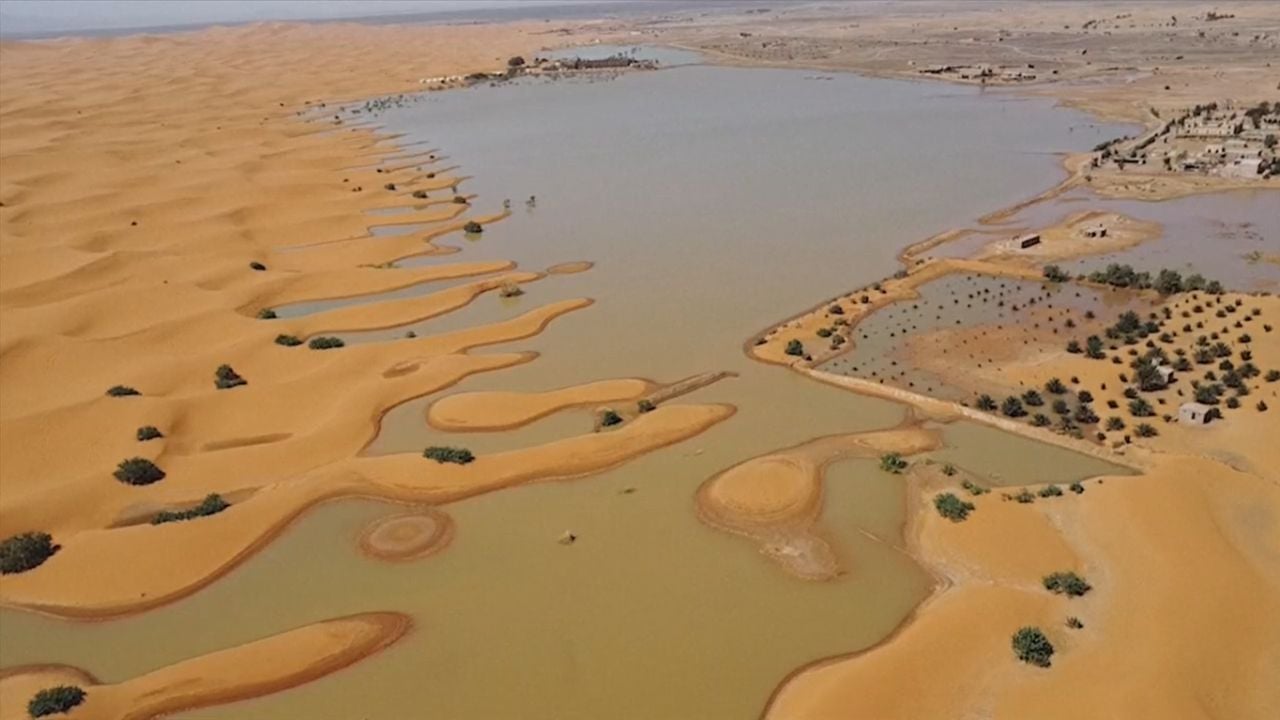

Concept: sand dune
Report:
left=0, top=613, right=409, bottom=720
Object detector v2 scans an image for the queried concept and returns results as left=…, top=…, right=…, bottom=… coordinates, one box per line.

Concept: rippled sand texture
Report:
left=0, top=22, right=734, bottom=626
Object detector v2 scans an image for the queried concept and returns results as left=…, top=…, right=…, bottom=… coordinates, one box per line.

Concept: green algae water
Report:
left=0, top=51, right=1139, bottom=720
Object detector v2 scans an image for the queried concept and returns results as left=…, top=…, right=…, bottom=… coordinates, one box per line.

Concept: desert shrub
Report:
left=452, top=195, right=468, bottom=204
left=27, top=686, right=86, bottom=717
left=214, top=364, right=247, bottom=389
left=942, top=463, right=958, bottom=477
left=423, top=446, right=474, bottom=464
left=1031, top=413, right=1051, bottom=427
left=1226, top=396, right=1240, bottom=409
left=1038, top=484, right=1064, bottom=498
left=1066, top=616, right=1084, bottom=629
left=597, top=410, right=623, bottom=428
left=257, top=308, right=278, bottom=320
left=1266, top=370, right=1280, bottom=382
left=1135, top=423, right=1158, bottom=437
left=1012, top=627, right=1055, bottom=667
left=383, top=182, right=397, bottom=191
left=784, top=339, right=805, bottom=356
left=976, top=394, right=998, bottom=411
left=1073, top=404, right=1099, bottom=425
left=961, top=479, right=989, bottom=495
left=1043, top=571, right=1092, bottom=597
left=1105, top=416, right=1124, bottom=431
left=1258, top=401, right=1269, bottom=412
left=828, top=304, right=844, bottom=315
left=1128, top=397, right=1154, bottom=417
left=106, top=385, right=140, bottom=397
left=1045, top=378, right=1067, bottom=394
left=308, top=336, right=345, bottom=350
left=1021, top=390, right=1044, bottom=406
left=933, top=493, right=975, bottom=522
left=1066, top=340, right=1082, bottom=354
left=1052, top=399, right=1070, bottom=415
left=249, top=261, right=267, bottom=271
left=637, top=399, right=656, bottom=414
left=1043, top=265, right=1071, bottom=283
left=275, top=334, right=302, bottom=347
left=152, top=494, right=230, bottom=525
left=1069, top=481, right=1085, bottom=494
left=816, top=327, right=833, bottom=338
left=879, top=453, right=909, bottom=474
left=136, top=425, right=163, bottom=441
left=1001, top=396, right=1027, bottom=417
left=463, top=221, right=483, bottom=234
left=1077, top=390, right=1094, bottom=404
left=114, top=457, right=165, bottom=486
left=0, top=532, right=58, bottom=574
left=1013, top=489, right=1036, bottom=504
left=411, top=189, right=429, bottom=199
left=507, top=55, right=526, bottom=67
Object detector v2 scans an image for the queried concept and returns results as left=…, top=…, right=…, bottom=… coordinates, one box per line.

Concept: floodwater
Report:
left=1, top=51, right=1140, bottom=720
left=821, top=273, right=1159, bottom=401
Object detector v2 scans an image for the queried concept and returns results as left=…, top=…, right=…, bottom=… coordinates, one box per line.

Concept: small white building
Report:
left=1179, top=402, right=1214, bottom=425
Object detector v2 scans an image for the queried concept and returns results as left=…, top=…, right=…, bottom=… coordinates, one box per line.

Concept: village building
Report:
left=1083, top=225, right=1108, bottom=238
left=1179, top=402, right=1215, bottom=425
left=1015, top=233, right=1041, bottom=249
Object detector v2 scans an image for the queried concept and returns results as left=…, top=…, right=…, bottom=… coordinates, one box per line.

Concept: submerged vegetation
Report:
left=152, top=494, right=231, bottom=525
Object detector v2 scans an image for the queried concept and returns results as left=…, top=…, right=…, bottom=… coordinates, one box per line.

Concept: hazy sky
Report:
left=0, top=0, right=597, bottom=33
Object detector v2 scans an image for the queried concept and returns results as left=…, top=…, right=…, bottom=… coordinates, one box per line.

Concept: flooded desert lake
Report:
left=0, top=50, right=1139, bottom=719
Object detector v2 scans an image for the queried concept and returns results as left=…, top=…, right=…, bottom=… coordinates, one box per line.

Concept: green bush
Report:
left=106, top=385, right=140, bottom=397
left=1043, top=571, right=1092, bottom=597
left=1045, top=378, right=1067, bottom=394
left=1021, top=390, right=1044, bottom=406
left=942, top=463, right=958, bottom=476
left=933, top=492, right=975, bottom=522
left=27, top=686, right=86, bottom=717
left=257, top=308, right=278, bottom=320
left=1013, top=489, right=1036, bottom=504
left=600, top=410, right=624, bottom=427
left=308, top=336, right=345, bottom=350
left=275, top=334, right=303, bottom=347
left=1031, top=413, right=1051, bottom=427
left=976, top=394, right=998, bottom=411
left=113, top=457, right=165, bottom=486
left=1069, top=481, right=1085, bottom=494
left=1128, top=397, right=1155, bottom=417
left=152, top=494, right=230, bottom=525
left=1001, top=396, right=1026, bottom=417
left=1105, top=416, right=1124, bottom=431
left=0, top=532, right=58, bottom=574
left=1043, top=265, right=1071, bottom=283
left=879, top=453, right=909, bottom=474
left=1038, top=484, right=1064, bottom=498
left=1012, top=626, right=1055, bottom=667
left=463, top=221, right=483, bottom=234
left=784, top=339, right=805, bottom=357
left=816, top=327, right=833, bottom=338
left=214, top=364, right=247, bottom=390
left=1134, top=422, right=1158, bottom=437
left=423, top=446, right=475, bottom=464
left=961, top=479, right=989, bottom=495
left=136, top=425, right=163, bottom=442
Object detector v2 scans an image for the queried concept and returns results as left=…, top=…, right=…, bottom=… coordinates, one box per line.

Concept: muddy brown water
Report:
left=1, top=49, right=1138, bottom=720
